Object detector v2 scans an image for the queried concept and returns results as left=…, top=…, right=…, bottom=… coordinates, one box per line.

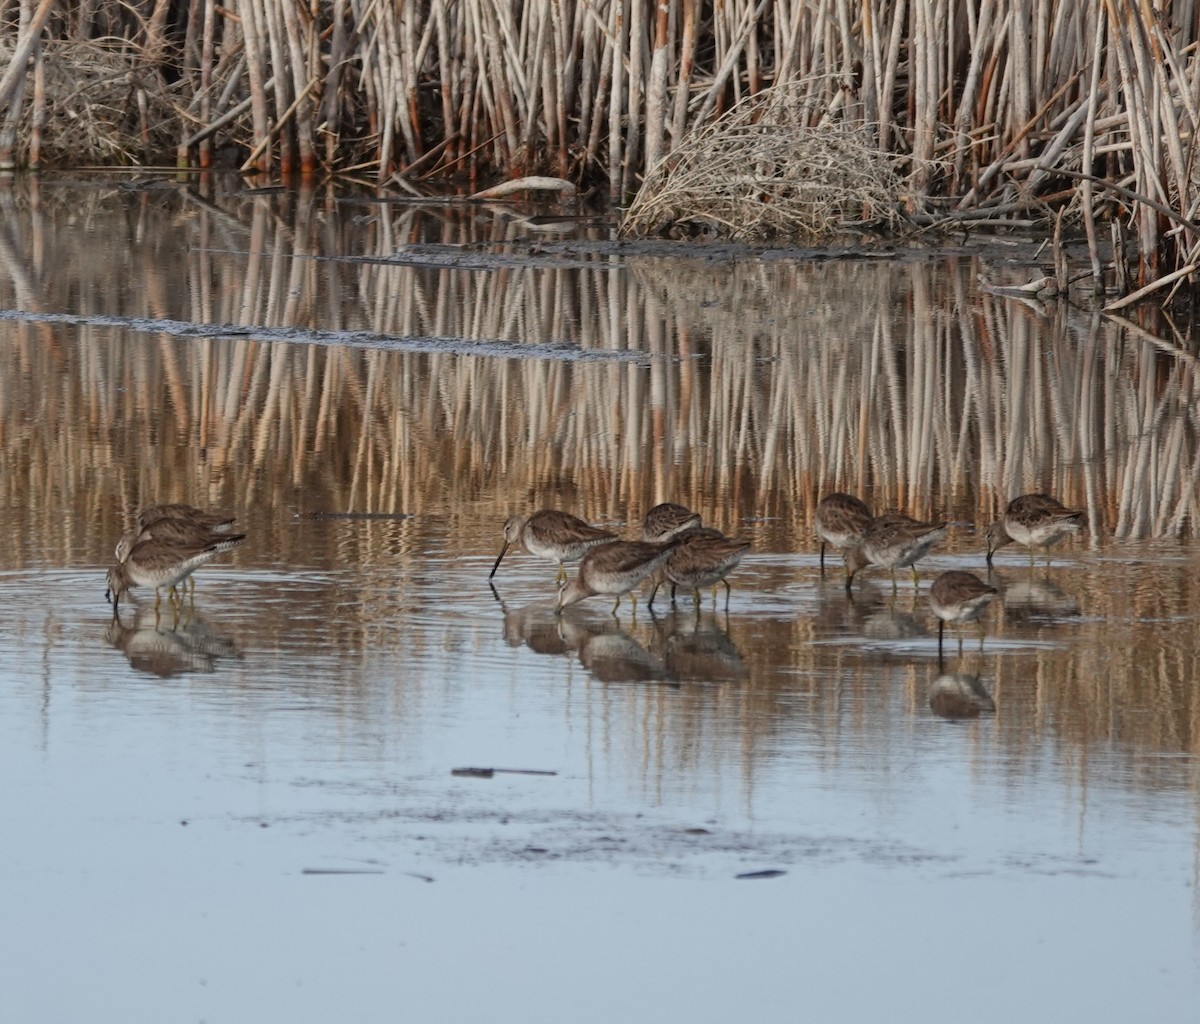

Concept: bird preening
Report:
left=106, top=503, right=245, bottom=619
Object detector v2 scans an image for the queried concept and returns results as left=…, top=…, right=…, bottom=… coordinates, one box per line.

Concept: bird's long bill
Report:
left=488, top=540, right=510, bottom=579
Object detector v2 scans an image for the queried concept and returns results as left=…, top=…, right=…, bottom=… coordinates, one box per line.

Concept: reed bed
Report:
left=2, top=3, right=1200, bottom=285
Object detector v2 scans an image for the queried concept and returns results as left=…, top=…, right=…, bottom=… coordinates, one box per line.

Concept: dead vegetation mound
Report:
left=2, top=39, right=177, bottom=167
left=622, top=84, right=905, bottom=242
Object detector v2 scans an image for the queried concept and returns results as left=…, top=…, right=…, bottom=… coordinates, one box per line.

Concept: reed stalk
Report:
left=4, top=3, right=1200, bottom=297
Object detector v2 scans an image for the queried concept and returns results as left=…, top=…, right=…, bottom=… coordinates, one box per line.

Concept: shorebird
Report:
left=556, top=539, right=679, bottom=615
left=115, top=505, right=241, bottom=599
left=490, top=510, right=617, bottom=583
left=105, top=534, right=246, bottom=615
left=646, top=527, right=750, bottom=610
left=641, top=502, right=702, bottom=543
left=845, top=513, right=948, bottom=593
left=815, top=492, right=872, bottom=574
left=928, top=570, right=999, bottom=652
left=986, top=493, right=1084, bottom=565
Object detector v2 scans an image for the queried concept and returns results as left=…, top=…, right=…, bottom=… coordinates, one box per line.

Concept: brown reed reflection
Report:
left=1, top=180, right=1199, bottom=791
left=4, top=182, right=1200, bottom=545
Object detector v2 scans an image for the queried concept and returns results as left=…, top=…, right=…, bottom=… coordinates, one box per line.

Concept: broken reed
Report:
left=3, top=2, right=1200, bottom=274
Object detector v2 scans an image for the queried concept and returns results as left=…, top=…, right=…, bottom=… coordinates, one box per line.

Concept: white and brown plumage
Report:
left=115, top=512, right=240, bottom=564
left=135, top=503, right=238, bottom=535
left=556, top=539, right=680, bottom=615
left=641, top=502, right=702, bottom=543
left=986, top=493, right=1084, bottom=565
left=105, top=534, right=246, bottom=613
left=814, top=492, right=872, bottom=573
left=928, top=570, right=999, bottom=652
left=490, top=509, right=618, bottom=582
left=646, top=527, right=750, bottom=610
left=845, top=513, right=948, bottom=593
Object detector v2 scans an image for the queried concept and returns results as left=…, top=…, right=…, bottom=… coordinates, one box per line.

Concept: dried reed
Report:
left=3, top=2, right=1200, bottom=287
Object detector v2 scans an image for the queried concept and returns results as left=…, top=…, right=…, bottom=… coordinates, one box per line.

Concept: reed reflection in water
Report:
left=0, top=181, right=1198, bottom=809
left=4, top=183, right=1200, bottom=543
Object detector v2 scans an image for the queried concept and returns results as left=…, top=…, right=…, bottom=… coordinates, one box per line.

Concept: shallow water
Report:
left=1, top=178, right=1198, bottom=1021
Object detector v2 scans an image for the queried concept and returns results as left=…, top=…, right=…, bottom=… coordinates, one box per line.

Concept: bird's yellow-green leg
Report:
left=556, top=563, right=566, bottom=584
left=610, top=595, right=621, bottom=615
left=911, top=565, right=920, bottom=589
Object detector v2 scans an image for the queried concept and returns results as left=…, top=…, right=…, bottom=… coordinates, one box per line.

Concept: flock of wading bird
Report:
left=487, top=493, right=1086, bottom=654
left=101, top=493, right=1084, bottom=656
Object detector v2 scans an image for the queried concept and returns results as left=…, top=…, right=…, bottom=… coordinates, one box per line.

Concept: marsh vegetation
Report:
left=2, top=3, right=1200, bottom=295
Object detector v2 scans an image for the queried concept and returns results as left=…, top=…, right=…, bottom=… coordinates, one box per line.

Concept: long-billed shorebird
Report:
left=646, top=527, right=750, bottom=610
left=815, top=492, right=872, bottom=574
left=556, top=539, right=679, bottom=616
left=105, top=534, right=246, bottom=615
left=928, top=570, right=999, bottom=653
left=490, top=509, right=618, bottom=583
left=115, top=505, right=241, bottom=600
left=986, top=493, right=1084, bottom=566
left=845, top=513, right=948, bottom=593
left=641, top=502, right=702, bottom=543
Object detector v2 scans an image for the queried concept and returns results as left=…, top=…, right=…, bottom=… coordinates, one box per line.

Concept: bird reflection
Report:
left=991, top=572, right=1081, bottom=623
left=844, top=585, right=927, bottom=642
left=490, top=584, right=573, bottom=656
left=557, top=614, right=668, bottom=683
left=810, top=578, right=928, bottom=649
left=648, top=609, right=747, bottom=682
left=928, top=672, right=996, bottom=719
left=106, top=605, right=239, bottom=677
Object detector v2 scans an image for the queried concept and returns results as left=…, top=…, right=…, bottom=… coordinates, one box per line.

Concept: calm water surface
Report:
left=1, top=178, right=1198, bottom=1022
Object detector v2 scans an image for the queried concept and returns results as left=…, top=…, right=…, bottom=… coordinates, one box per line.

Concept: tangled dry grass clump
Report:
left=623, top=85, right=906, bottom=242
left=2, top=39, right=178, bottom=166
